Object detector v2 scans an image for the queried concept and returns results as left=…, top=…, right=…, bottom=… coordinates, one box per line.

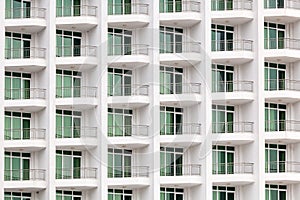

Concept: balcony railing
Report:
left=5, top=47, right=46, bottom=59
left=108, top=44, right=149, bottom=56
left=160, top=123, right=201, bottom=135
left=212, top=81, right=253, bottom=93
left=108, top=166, right=149, bottom=178
left=56, top=167, right=97, bottom=179
left=5, top=88, right=46, bottom=100
left=212, top=122, right=254, bottom=133
left=265, top=79, right=300, bottom=91
left=160, top=1, right=201, bottom=13
left=264, top=38, right=300, bottom=50
left=56, top=126, right=97, bottom=139
left=56, top=5, right=97, bottom=17
left=4, top=169, right=46, bottom=181
left=108, top=125, right=148, bottom=137
left=160, top=164, right=201, bottom=176
left=108, top=3, right=149, bottom=15
left=264, top=0, right=300, bottom=9
left=212, top=162, right=254, bottom=174
left=56, top=86, right=97, bottom=98
left=265, top=161, right=300, bottom=173
left=5, top=7, right=46, bottom=19
left=56, top=45, right=97, bottom=57
left=211, top=0, right=253, bottom=11
left=5, top=128, right=46, bottom=140
left=160, top=42, right=201, bottom=53
left=160, top=83, right=201, bottom=94
left=265, top=120, right=300, bottom=132
left=108, top=84, right=149, bottom=96
left=212, top=39, right=253, bottom=51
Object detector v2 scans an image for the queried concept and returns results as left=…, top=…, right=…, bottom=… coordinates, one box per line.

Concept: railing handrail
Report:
left=4, top=128, right=46, bottom=140
left=160, top=41, right=201, bottom=53
left=160, top=123, right=201, bottom=135
left=56, top=167, right=97, bottom=179
left=4, top=169, right=46, bottom=181
left=212, top=39, right=253, bottom=51
left=56, top=86, right=97, bottom=98
left=264, top=38, right=300, bottom=50
left=266, top=161, right=300, bottom=173
left=5, top=47, right=46, bottom=59
left=5, top=88, right=46, bottom=100
left=212, top=162, right=254, bottom=174
left=56, top=45, right=97, bottom=57
left=108, top=84, right=149, bottom=96
left=212, top=121, right=254, bottom=133
left=108, top=124, right=149, bottom=137
left=212, top=80, right=253, bottom=92
left=56, top=5, right=97, bottom=17
left=108, top=166, right=150, bottom=177
left=5, top=7, right=46, bottom=19
left=160, top=1, right=201, bottom=12
left=160, top=83, right=201, bottom=94
left=265, top=79, right=300, bottom=91
left=108, top=44, right=149, bottom=56
left=56, top=126, right=97, bottom=138
left=265, top=120, right=300, bottom=132
left=211, top=0, right=253, bottom=10
left=108, top=3, right=149, bottom=15
left=160, top=164, right=201, bottom=176
left=265, top=0, right=300, bottom=9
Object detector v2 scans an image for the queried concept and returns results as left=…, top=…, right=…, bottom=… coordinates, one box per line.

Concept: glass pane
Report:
left=73, top=157, right=81, bottom=178
left=23, top=119, right=30, bottom=139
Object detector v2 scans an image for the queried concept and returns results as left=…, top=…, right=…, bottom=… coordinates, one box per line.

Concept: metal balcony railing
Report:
left=56, top=126, right=97, bottom=138
left=160, top=123, right=201, bottom=135
left=108, top=84, right=149, bottom=96
left=5, top=7, right=46, bottom=19
left=108, top=3, right=149, bottom=15
left=108, top=166, right=149, bottom=178
left=4, top=128, right=46, bottom=140
left=212, top=162, right=254, bottom=174
left=5, top=47, right=46, bottom=59
left=212, top=39, right=253, bottom=51
left=264, top=0, right=300, bottom=9
left=212, top=80, right=253, bottom=93
left=160, top=42, right=201, bottom=53
left=4, top=169, right=46, bottom=181
left=212, top=122, right=254, bottom=133
left=160, top=1, right=201, bottom=13
left=108, top=44, right=149, bottom=56
left=265, top=161, right=300, bottom=173
left=264, top=38, right=300, bottom=50
left=56, top=45, right=97, bottom=57
left=56, top=167, right=97, bottom=179
left=160, top=164, right=201, bottom=176
left=5, top=88, right=46, bottom=100
left=108, top=125, right=149, bottom=137
left=56, top=86, right=97, bottom=98
left=211, top=0, right=253, bottom=11
left=265, top=120, right=300, bottom=132
left=56, top=5, right=97, bottom=17
left=160, top=83, right=201, bottom=94
left=265, top=79, right=300, bottom=91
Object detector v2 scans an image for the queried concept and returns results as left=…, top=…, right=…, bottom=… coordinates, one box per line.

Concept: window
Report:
left=4, top=192, right=31, bottom=200
left=56, top=29, right=82, bottom=57
left=213, top=186, right=235, bottom=200
left=56, top=70, right=82, bottom=98
left=5, top=32, right=31, bottom=59
left=5, top=72, right=31, bottom=100
left=211, top=24, right=234, bottom=51
left=108, top=0, right=132, bottom=15
left=160, top=0, right=182, bottom=13
left=56, top=0, right=81, bottom=17
left=5, top=151, right=30, bottom=181
left=108, top=148, right=132, bottom=178
left=212, top=64, right=234, bottom=92
left=265, top=144, right=286, bottom=173
left=264, top=62, right=286, bottom=91
left=5, top=0, right=31, bottom=19
left=160, top=106, right=183, bottom=135
left=160, top=147, right=183, bottom=176
left=5, top=111, right=31, bottom=140
left=108, top=68, right=132, bottom=96
left=108, top=28, right=132, bottom=56
left=212, top=0, right=233, bottom=11
left=56, top=110, right=81, bottom=138
left=160, top=66, right=183, bottom=94
left=212, top=145, right=235, bottom=174
left=265, top=184, right=287, bottom=200
left=108, top=189, right=132, bottom=200
left=160, top=26, right=183, bottom=53
left=212, top=105, right=234, bottom=133
left=56, top=190, right=82, bottom=200
left=264, top=22, right=285, bottom=49
left=108, top=108, right=132, bottom=137
left=160, top=188, right=184, bottom=200
left=56, top=150, right=82, bottom=179
left=264, top=0, right=284, bottom=8
left=265, top=103, right=286, bottom=132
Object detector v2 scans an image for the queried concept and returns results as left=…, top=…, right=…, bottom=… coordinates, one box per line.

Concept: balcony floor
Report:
left=265, top=91, right=300, bottom=103
left=56, top=16, right=98, bottom=31
left=160, top=53, right=202, bottom=67
left=5, top=18, right=46, bottom=33
left=212, top=174, right=254, bottom=186
left=4, top=180, right=47, bottom=192
left=107, top=137, right=150, bottom=149
left=108, top=55, right=150, bottom=69
left=55, top=179, right=98, bottom=190
left=212, top=92, right=254, bottom=105
left=211, top=51, right=254, bottom=65
left=212, top=10, right=254, bottom=25
left=108, top=96, right=150, bottom=109
left=5, top=58, right=46, bottom=72
left=266, top=173, right=300, bottom=184
left=160, top=176, right=203, bottom=187
left=160, top=135, right=202, bottom=147
left=4, top=140, right=46, bottom=152
left=5, top=99, right=46, bottom=112
left=265, top=131, right=300, bottom=144
left=107, top=177, right=150, bottom=189
left=264, top=9, right=300, bottom=23
left=108, top=14, right=150, bottom=28
left=160, top=12, right=201, bottom=27
left=212, top=133, right=254, bottom=145
left=264, top=49, right=300, bottom=63
left=56, top=98, right=98, bottom=110
left=55, top=138, right=98, bottom=150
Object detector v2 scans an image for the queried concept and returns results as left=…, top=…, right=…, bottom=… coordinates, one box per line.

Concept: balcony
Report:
left=265, top=161, right=300, bottom=184
left=264, top=0, right=300, bottom=23
left=107, top=84, right=150, bottom=108
left=212, top=81, right=254, bottom=105
left=265, top=79, right=300, bottom=103
left=4, top=128, right=46, bottom=152
left=56, top=167, right=97, bottom=190
left=212, top=122, right=254, bottom=145
left=212, top=162, right=254, bottom=185
left=160, top=83, right=201, bottom=106
left=4, top=88, right=46, bottom=112
left=4, top=169, right=46, bottom=191
left=160, top=164, right=202, bottom=187
left=160, top=42, right=201, bottom=67
left=107, top=166, right=150, bottom=188
left=55, top=126, right=98, bottom=149
left=211, top=40, right=254, bottom=65
left=5, top=47, right=46, bottom=72
left=160, top=123, right=202, bottom=147
left=265, top=120, right=300, bottom=143
left=212, top=0, right=254, bottom=25
left=264, top=38, right=300, bottom=63
left=56, top=86, right=97, bottom=110
left=56, top=5, right=97, bottom=31
left=108, top=44, right=150, bottom=68
left=160, top=1, right=201, bottom=27
left=107, top=125, right=149, bottom=149
left=108, top=3, right=150, bottom=28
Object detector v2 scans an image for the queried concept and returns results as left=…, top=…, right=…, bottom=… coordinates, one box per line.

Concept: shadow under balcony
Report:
left=265, top=120, right=300, bottom=143
left=265, top=161, right=300, bottom=184
left=264, top=0, right=300, bottom=23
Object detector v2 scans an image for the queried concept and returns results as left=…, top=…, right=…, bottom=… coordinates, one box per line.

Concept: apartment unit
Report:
left=0, top=0, right=300, bottom=199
